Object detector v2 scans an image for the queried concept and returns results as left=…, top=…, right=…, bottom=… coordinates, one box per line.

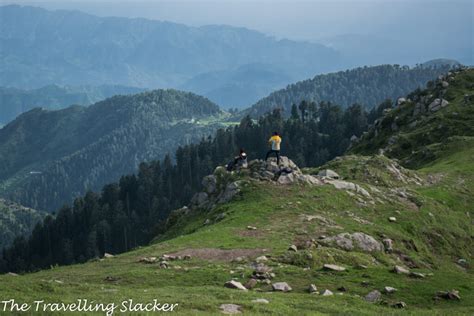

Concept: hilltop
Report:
left=0, top=89, right=226, bottom=212
left=0, top=69, right=472, bottom=314
left=0, top=84, right=145, bottom=125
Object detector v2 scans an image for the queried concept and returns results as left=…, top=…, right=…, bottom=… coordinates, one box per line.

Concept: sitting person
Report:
left=227, top=148, right=248, bottom=171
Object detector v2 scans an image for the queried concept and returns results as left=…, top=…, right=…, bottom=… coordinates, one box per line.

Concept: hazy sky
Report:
left=1, top=0, right=471, bottom=40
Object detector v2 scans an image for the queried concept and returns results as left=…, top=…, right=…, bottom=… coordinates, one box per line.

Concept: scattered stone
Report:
left=391, top=301, right=407, bottom=309
left=397, top=98, right=406, bottom=106
left=383, top=239, right=394, bottom=253
left=457, top=258, right=468, bottom=267
left=224, top=280, right=248, bottom=291
left=308, top=284, right=318, bottom=293
left=435, top=289, right=461, bottom=301
left=183, top=255, right=192, bottom=260
left=288, top=245, right=298, bottom=252
left=7, top=272, right=19, bottom=277
left=383, top=286, right=398, bottom=294
left=409, top=272, right=426, bottom=279
left=388, top=217, right=397, bottom=222
left=255, top=256, right=268, bottom=263
left=277, top=173, right=295, bottom=185
left=251, top=299, right=269, bottom=304
left=272, top=282, right=292, bottom=292
left=219, top=304, right=242, bottom=314
left=365, top=290, right=382, bottom=303
left=323, top=264, right=346, bottom=272
left=159, top=261, right=169, bottom=269
left=247, top=226, right=257, bottom=230
left=103, top=253, right=114, bottom=258
left=322, top=289, right=334, bottom=296
left=244, top=278, right=258, bottom=289
left=317, top=169, right=340, bottom=179
left=393, top=265, right=410, bottom=274
left=138, top=257, right=157, bottom=264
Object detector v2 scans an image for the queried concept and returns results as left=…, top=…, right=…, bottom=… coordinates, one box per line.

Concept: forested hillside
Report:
left=244, top=64, right=457, bottom=118
left=0, top=199, right=46, bottom=251
left=0, top=89, right=224, bottom=212
left=0, top=84, right=144, bottom=124
left=0, top=92, right=391, bottom=272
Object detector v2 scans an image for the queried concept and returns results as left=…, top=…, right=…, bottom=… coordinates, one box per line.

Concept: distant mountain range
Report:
left=0, top=89, right=225, bottom=212
left=0, top=5, right=341, bottom=108
left=243, top=63, right=457, bottom=118
left=0, top=84, right=145, bottom=124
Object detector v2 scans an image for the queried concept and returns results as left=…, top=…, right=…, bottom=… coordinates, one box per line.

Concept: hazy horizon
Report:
left=1, top=0, right=472, bottom=65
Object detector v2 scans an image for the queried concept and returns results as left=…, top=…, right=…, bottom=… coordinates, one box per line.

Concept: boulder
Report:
left=320, top=233, right=383, bottom=253
left=435, top=289, right=461, bottom=300
left=327, top=180, right=370, bottom=197
left=272, top=282, right=292, bottom=292
left=393, top=265, right=410, bottom=274
left=323, top=264, right=346, bottom=272
left=219, top=304, right=242, bottom=314
left=308, top=284, right=318, bottom=293
left=202, top=175, right=217, bottom=194
left=383, top=286, right=397, bottom=294
left=318, top=169, right=340, bottom=179
left=277, top=172, right=295, bottom=185
left=441, top=81, right=449, bottom=88
left=365, top=290, right=382, bottom=303
left=251, top=299, right=269, bottom=304
left=397, top=98, right=406, bottom=106
left=217, top=181, right=241, bottom=204
left=428, top=98, right=449, bottom=112
left=224, top=280, right=248, bottom=291
left=322, top=289, right=334, bottom=296
left=191, top=192, right=209, bottom=208
left=383, top=239, right=394, bottom=252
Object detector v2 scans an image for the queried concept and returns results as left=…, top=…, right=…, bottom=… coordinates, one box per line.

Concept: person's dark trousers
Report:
left=265, top=150, right=280, bottom=165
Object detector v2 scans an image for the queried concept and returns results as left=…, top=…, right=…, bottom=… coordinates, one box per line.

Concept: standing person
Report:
left=265, top=132, right=281, bottom=165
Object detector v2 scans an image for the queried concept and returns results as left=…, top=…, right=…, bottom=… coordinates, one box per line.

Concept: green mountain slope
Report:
left=243, top=63, right=457, bottom=118
left=0, top=199, right=46, bottom=251
left=0, top=70, right=472, bottom=314
left=0, top=89, right=225, bottom=212
left=0, top=84, right=145, bottom=125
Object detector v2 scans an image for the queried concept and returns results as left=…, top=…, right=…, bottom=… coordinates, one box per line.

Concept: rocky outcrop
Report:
left=319, top=232, right=384, bottom=253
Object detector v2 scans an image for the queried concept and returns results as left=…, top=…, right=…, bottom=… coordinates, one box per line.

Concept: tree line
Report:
left=0, top=99, right=390, bottom=273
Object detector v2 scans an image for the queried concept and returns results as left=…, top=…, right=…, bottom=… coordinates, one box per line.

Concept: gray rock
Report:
left=202, top=175, right=217, bottom=194
left=323, top=264, right=346, bottom=272
left=442, top=81, right=449, bottom=88
left=365, top=290, right=382, bottom=303
left=318, top=169, right=340, bottom=179
left=244, top=278, right=258, bottom=289
left=191, top=192, right=209, bottom=208
left=224, top=280, right=248, bottom=291
left=409, top=272, right=426, bottom=279
left=217, top=181, right=241, bottom=204
left=308, top=284, right=318, bottom=293
left=322, top=289, right=334, bottom=296
left=251, top=299, right=269, bottom=304
left=429, top=98, right=449, bottom=112
left=397, top=98, right=406, bottom=106
left=219, top=304, right=242, bottom=314
left=255, top=255, right=268, bottom=262
left=326, top=180, right=371, bottom=197
left=272, top=282, right=292, bottom=292
left=383, top=239, right=394, bottom=252
left=388, top=217, right=397, bottom=222
left=435, top=289, right=461, bottom=300
left=277, top=172, right=295, bottom=185
left=288, top=244, right=298, bottom=252
left=296, top=174, right=322, bottom=185
left=103, top=253, right=114, bottom=258
left=320, top=232, right=383, bottom=253
left=383, top=286, right=397, bottom=294
left=393, top=265, right=410, bottom=274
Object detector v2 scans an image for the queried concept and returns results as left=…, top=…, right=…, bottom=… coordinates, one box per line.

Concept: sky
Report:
left=1, top=0, right=473, bottom=63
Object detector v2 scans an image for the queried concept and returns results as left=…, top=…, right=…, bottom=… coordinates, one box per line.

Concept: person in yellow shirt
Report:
left=265, top=131, right=281, bottom=165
